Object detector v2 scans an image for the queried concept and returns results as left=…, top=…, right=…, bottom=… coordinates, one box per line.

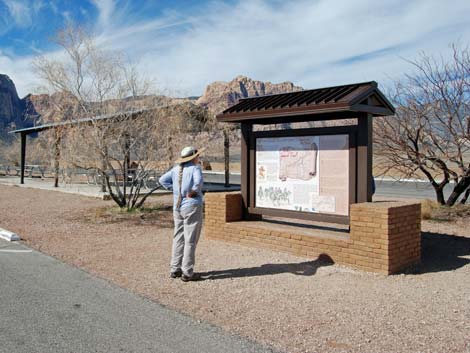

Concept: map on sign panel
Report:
left=255, top=134, right=349, bottom=216
left=278, top=143, right=318, bottom=181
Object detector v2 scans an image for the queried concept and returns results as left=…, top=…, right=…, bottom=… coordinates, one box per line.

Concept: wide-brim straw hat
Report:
left=175, top=146, right=206, bottom=164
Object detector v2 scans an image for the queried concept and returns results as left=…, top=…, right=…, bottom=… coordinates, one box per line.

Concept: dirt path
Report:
left=1, top=184, right=469, bottom=353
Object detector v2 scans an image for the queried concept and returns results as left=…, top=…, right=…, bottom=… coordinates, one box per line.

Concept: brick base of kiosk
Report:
left=204, top=192, right=421, bottom=274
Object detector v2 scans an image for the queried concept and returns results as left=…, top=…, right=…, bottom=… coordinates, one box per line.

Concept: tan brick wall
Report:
left=204, top=192, right=421, bottom=274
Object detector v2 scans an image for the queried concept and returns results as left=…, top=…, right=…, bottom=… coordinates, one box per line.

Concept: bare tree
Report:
left=375, top=44, right=470, bottom=205
left=32, top=24, right=182, bottom=209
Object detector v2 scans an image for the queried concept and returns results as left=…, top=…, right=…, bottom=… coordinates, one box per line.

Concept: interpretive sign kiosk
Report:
left=220, top=81, right=393, bottom=224
left=205, top=81, right=421, bottom=274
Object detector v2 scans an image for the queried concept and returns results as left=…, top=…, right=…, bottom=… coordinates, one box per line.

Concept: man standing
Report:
left=159, top=147, right=205, bottom=282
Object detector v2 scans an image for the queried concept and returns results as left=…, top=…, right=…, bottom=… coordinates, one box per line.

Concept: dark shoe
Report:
left=181, top=273, right=201, bottom=282
left=170, top=270, right=182, bottom=278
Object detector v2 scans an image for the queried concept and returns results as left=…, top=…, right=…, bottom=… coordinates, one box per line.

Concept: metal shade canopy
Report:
left=217, top=81, right=395, bottom=124
left=8, top=108, right=151, bottom=185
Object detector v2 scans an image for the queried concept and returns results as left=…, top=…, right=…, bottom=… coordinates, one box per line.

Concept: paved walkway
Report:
left=0, top=174, right=240, bottom=199
left=0, top=176, right=109, bottom=198
left=0, top=239, right=279, bottom=353
left=1, top=172, right=458, bottom=201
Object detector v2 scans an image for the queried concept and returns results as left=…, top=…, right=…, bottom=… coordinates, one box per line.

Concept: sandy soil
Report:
left=1, top=184, right=469, bottom=353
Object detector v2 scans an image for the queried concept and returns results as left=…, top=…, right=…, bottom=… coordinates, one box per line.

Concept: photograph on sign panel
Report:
left=255, top=134, right=349, bottom=215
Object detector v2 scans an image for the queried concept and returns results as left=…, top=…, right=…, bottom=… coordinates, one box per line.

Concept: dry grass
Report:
left=77, top=201, right=174, bottom=228
left=421, top=199, right=470, bottom=222
left=421, top=199, right=440, bottom=220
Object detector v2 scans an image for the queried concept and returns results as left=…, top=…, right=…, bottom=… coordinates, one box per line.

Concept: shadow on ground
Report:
left=408, top=232, right=470, bottom=274
left=202, top=233, right=470, bottom=279
left=200, top=254, right=333, bottom=280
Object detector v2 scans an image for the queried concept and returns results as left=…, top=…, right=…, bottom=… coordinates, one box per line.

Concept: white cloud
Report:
left=0, top=52, right=39, bottom=97
left=31, top=0, right=45, bottom=14
left=48, top=0, right=57, bottom=14
left=1, top=0, right=46, bottom=31
left=3, top=0, right=33, bottom=27
left=90, top=0, right=115, bottom=29
left=8, top=0, right=470, bottom=98
left=61, top=10, right=71, bottom=22
left=95, top=0, right=470, bottom=96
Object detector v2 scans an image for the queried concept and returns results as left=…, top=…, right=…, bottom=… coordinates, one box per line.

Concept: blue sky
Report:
left=1, top=0, right=470, bottom=98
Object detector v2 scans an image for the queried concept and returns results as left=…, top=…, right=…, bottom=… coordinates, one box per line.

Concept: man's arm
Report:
left=158, top=169, right=173, bottom=191
left=187, top=165, right=203, bottom=197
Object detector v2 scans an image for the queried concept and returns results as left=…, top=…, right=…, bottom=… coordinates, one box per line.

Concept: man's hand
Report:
left=186, top=190, right=198, bottom=198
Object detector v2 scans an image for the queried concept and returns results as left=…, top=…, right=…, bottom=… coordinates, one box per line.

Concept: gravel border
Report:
left=1, top=184, right=469, bottom=353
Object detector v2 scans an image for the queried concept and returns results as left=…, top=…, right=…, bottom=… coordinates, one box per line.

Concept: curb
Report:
left=0, top=228, right=21, bottom=241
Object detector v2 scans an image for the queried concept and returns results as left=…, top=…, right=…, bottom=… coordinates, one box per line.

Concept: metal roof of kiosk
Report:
left=217, top=81, right=394, bottom=124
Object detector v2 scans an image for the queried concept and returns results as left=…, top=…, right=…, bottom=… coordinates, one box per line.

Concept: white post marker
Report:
left=0, top=228, right=21, bottom=241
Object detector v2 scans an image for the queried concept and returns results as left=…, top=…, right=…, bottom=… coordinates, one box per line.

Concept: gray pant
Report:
left=171, top=205, right=203, bottom=276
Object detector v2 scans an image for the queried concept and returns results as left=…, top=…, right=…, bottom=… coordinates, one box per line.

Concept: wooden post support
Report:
left=101, top=146, right=108, bottom=193
left=124, top=133, right=130, bottom=195
left=357, top=113, right=373, bottom=202
left=240, top=123, right=252, bottom=218
left=20, top=132, right=26, bottom=184
left=223, top=128, right=230, bottom=187
left=53, top=130, right=61, bottom=188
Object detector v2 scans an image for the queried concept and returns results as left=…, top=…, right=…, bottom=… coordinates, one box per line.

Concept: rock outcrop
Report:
left=196, top=75, right=303, bottom=113
left=0, top=74, right=36, bottom=139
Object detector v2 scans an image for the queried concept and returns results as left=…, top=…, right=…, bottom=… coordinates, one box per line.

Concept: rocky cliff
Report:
left=196, top=75, right=303, bottom=113
left=0, top=74, right=37, bottom=139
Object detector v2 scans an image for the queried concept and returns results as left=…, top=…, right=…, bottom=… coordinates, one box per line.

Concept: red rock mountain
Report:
left=0, top=74, right=303, bottom=139
left=197, top=75, right=303, bottom=113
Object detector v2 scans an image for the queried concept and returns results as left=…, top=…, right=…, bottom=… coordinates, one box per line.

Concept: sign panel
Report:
left=255, top=134, right=349, bottom=216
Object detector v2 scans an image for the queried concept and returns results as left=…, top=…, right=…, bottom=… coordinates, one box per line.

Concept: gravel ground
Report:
left=1, top=184, right=469, bottom=353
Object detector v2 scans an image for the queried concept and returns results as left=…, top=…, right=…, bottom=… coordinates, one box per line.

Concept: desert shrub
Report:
left=421, top=199, right=470, bottom=222
left=421, top=199, right=439, bottom=220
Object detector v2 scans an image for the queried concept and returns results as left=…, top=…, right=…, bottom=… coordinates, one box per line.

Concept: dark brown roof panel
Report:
left=332, top=85, right=358, bottom=102
left=217, top=81, right=395, bottom=123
